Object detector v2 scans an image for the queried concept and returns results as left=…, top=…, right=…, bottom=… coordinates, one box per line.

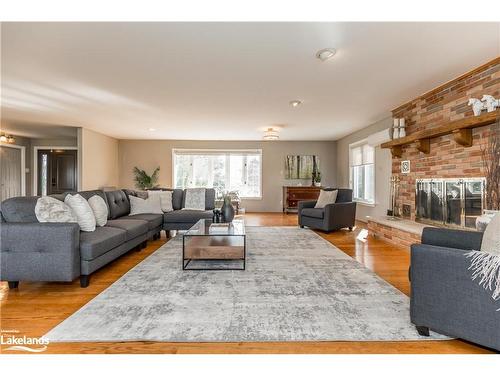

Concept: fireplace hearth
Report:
left=415, top=178, right=485, bottom=229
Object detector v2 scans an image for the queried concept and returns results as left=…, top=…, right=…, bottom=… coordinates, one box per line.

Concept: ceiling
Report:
left=1, top=22, right=499, bottom=141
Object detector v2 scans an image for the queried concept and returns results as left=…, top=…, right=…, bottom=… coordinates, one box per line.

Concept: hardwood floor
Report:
left=0, top=213, right=493, bottom=354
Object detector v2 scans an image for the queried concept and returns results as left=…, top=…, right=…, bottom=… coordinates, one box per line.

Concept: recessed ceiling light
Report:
left=263, top=128, right=279, bottom=141
left=148, top=128, right=156, bottom=132
left=316, top=48, right=337, bottom=62
left=289, top=100, right=302, bottom=107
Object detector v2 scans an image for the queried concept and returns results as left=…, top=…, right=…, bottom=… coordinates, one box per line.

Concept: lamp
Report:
left=0, top=134, right=16, bottom=143
left=263, top=128, right=279, bottom=141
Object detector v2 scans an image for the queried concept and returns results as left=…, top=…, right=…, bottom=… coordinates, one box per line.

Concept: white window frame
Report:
left=172, top=149, right=263, bottom=200
left=349, top=140, right=375, bottom=206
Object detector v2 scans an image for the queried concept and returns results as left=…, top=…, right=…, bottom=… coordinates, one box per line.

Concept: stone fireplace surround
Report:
left=368, top=57, right=499, bottom=248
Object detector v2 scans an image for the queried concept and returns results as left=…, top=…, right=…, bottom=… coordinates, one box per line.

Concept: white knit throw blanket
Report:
left=465, top=251, right=500, bottom=310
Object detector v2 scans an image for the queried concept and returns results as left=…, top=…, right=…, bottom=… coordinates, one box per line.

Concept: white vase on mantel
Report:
left=399, top=118, right=406, bottom=138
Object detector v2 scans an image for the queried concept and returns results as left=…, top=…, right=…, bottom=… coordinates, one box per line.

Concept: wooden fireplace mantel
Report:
left=381, top=110, right=499, bottom=157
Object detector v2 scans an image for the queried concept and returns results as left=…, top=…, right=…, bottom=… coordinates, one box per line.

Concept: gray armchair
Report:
left=410, top=227, right=500, bottom=351
left=298, top=188, right=356, bottom=232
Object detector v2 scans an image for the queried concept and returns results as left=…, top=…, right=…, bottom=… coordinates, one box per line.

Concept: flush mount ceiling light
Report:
left=0, top=133, right=15, bottom=143
left=263, top=128, right=279, bottom=141
left=316, top=48, right=337, bottom=62
left=289, top=100, right=302, bottom=107
left=148, top=128, right=156, bottom=132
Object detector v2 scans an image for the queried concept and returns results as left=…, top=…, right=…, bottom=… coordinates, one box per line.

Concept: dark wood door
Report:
left=38, top=149, right=77, bottom=195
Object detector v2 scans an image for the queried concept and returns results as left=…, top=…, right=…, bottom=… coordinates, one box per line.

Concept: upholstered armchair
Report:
left=298, top=188, right=356, bottom=232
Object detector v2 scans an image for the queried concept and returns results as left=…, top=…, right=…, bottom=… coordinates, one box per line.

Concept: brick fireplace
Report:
left=369, top=57, right=499, bottom=248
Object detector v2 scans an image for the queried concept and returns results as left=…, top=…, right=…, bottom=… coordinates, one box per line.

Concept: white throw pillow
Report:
left=88, top=195, right=108, bottom=227
left=129, top=195, right=163, bottom=215
left=480, top=212, right=500, bottom=255
left=35, top=196, right=77, bottom=223
left=64, top=194, right=96, bottom=232
left=314, top=189, right=338, bottom=209
left=148, top=190, right=173, bottom=212
left=183, top=188, right=206, bottom=211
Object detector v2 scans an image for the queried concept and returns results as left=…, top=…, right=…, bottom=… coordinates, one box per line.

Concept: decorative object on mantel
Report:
left=392, top=118, right=399, bottom=139
left=401, top=160, right=410, bottom=174
left=399, top=118, right=406, bottom=138
left=468, top=98, right=486, bottom=116
left=388, top=175, right=400, bottom=220
left=482, top=95, right=500, bottom=113
left=133, top=166, right=160, bottom=190
left=381, top=111, right=498, bottom=157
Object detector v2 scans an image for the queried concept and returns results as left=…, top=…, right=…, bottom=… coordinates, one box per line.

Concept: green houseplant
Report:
left=314, top=171, right=322, bottom=187
left=133, top=166, right=160, bottom=190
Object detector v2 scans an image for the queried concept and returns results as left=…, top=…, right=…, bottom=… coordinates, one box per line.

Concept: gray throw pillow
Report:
left=35, top=196, right=77, bottom=223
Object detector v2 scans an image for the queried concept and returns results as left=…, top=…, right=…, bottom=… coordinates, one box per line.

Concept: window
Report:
left=349, top=142, right=375, bottom=204
left=173, top=149, right=262, bottom=198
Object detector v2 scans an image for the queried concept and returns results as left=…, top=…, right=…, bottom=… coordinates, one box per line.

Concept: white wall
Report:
left=336, top=117, right=392, bottom=222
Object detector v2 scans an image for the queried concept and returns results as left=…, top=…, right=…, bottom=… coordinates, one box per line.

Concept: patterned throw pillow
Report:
left=314, top=190, right=338, bottom=209
left=88, top=195, right=108, bottom=227
left=64, top=193, right=96, bottom=232
left=35, top=196, right=77, bottom=223
left=183, top=188, right=206, bottom=211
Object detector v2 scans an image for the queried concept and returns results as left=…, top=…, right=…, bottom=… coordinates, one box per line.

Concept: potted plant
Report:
left=314, top=171, right=322, bottom=187
left=133, top=166, right=160, bottom=190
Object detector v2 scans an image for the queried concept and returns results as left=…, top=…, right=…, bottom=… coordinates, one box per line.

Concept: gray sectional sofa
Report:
left=0, top=188, right=215, bottom=288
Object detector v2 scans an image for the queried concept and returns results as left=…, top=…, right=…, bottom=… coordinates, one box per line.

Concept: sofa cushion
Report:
left=1, top=196, right=40, bottom=223
left=127, top=214, right=163, bottom=230
left=106, top=219, right=148, bottom=240
left=163, top=209, right=213, bottom=223
left=301, top=208, right=324, bottom=219
left=105, top=190, right=130, bottom=219
left=79, top=226, right=127, bottom=260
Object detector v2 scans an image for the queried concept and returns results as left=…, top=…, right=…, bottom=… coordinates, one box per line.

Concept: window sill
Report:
left=240, top=197, right=262, bottom=201
left=353, top=200, right=376, bottom=207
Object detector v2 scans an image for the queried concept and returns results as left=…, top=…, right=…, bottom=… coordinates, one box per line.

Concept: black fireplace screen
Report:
left=416, top=178, right=485, bottom=229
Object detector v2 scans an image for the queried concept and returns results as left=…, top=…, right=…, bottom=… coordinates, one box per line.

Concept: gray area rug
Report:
left=45, top=227, right=449, bottom=342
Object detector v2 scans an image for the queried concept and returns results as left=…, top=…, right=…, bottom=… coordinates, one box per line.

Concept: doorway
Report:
left=37, top=149, right=78, bottom=195
left=0, top=144, right=26, bottom=201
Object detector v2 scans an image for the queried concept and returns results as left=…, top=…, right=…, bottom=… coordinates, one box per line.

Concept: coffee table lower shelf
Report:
left=182, top=234, right=246, bottom=271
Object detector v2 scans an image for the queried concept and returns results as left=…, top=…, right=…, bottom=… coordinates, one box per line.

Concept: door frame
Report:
left=33, top=146, right=78, bottom=195
left=0, top=143, right=26, bottom=196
